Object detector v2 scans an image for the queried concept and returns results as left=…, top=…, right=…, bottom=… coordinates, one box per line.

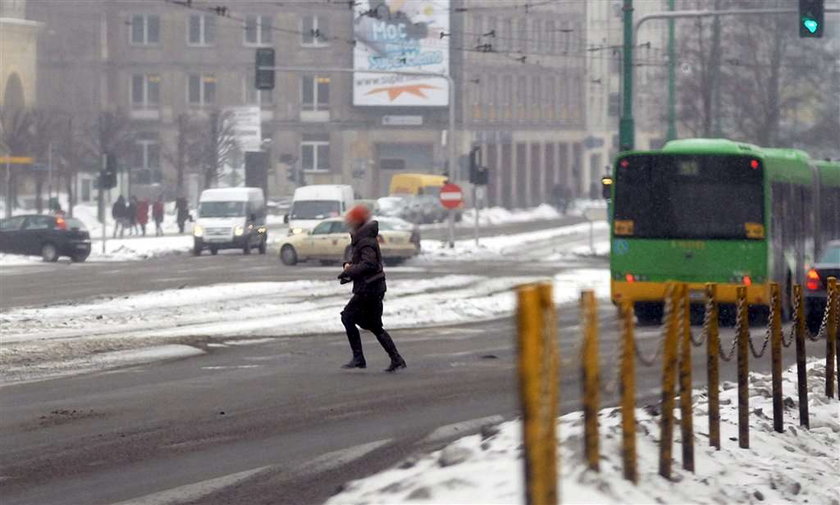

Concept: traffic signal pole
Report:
left=622, top=6, right=838, bottom=151
left=666, top=0, right=677, bottom=142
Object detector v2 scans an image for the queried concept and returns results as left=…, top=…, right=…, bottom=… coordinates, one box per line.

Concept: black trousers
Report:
left=341, top=293, right=399, bottom=359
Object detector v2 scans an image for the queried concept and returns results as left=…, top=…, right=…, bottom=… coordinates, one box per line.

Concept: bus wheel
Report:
left=634, top=302, right=663, bottom=326
left=718, top=304, right=737, bottom=327
left=689, top=304, right=705, bottom=326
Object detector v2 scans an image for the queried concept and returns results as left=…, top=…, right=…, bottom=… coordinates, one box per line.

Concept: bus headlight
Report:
left=234, top=226, right=245, bottom=237
left=193, top=225, right=204, bottom=237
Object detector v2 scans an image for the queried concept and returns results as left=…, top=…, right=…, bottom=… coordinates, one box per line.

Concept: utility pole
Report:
left=619, top=0, right=635, bottom=151
left=666, top=0, right=677, bottom=142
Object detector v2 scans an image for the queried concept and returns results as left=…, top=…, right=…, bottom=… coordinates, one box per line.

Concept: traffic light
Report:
left=255, top=48, right=275, bottom=90
left=99, top=153, right=117, bottom=189
left=799, top=0, right=824, bottom=38
left=468, top=146, right=489, bottom=185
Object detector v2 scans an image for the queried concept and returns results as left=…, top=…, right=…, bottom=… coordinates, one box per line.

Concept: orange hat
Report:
left=345, top=204, right=371, bottom=227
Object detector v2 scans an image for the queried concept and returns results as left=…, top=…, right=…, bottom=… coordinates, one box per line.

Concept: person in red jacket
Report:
left=152, top=196, right=165, bottom=237
left=136, top=198, right=150, bottom=236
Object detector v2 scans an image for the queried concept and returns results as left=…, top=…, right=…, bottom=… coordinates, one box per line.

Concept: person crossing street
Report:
left=339, top=204, right=406, bottom=373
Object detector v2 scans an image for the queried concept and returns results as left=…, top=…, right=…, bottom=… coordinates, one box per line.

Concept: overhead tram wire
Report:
left=162, top=0, right=671, bottom=70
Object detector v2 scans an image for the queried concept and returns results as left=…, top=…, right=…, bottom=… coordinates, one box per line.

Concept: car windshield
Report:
left=199, top=201, right=246, bottom=218
left=819, top=245, right=840, bottom=264
left=291, top=200, right=341, bottom=220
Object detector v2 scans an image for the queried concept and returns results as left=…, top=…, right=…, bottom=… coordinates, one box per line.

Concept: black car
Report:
left=0, top=214, right=92, bottom=262
left=805, top=240, right=840, bottom=334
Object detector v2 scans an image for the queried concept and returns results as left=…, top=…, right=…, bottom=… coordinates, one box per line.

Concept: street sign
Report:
left=439, top=183, right=463, bottom=210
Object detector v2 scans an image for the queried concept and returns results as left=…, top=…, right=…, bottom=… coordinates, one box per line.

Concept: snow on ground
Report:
left=419, top=222, right=609, bottom=262
left=0, top=269, right=609, bottom=384
left=327, top=360, right=840, bottom=505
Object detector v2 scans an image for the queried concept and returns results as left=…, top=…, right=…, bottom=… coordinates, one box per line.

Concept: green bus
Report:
left=607, top=138, right=840, bottom=324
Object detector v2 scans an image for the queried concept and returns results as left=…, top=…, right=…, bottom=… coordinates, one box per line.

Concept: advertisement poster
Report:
left=353, top=0, right=450, bottom=107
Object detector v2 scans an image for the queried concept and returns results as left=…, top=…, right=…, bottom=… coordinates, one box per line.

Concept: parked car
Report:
left=805, top=240, right=840, bottom=334
left=278, top=217, right=419, bottom=266
left=0, top=214, right=91, bottom=262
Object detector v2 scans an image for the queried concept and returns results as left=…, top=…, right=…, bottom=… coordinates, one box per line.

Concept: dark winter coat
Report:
left=111, top=199, right=126, bottom=220
left=345, top=220, right=386, bottom=296
left=126, top=202, right=137, bottom=225
left=153, top=201, right=164, bottom=222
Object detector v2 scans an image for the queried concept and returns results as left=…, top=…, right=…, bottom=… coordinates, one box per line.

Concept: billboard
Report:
left=225, top=106, right=261, bottom=152
left=353, top=0, right=450, bottom=107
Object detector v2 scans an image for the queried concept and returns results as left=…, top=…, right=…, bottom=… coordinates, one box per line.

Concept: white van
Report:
left=193, top=187, right=267, bottom=255
left=286, top=185, right=354, bottom=235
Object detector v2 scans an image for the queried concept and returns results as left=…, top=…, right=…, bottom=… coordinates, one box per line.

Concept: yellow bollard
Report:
left=793, top=285, right=809, bottom=428
left=705, top=283, right=721, bottom=449
left=770, top=283, right=783, bottom=433
left=658, top=284, right=679, bottom=479
left=581, top=290, right=600, bottom=472
left=678, top=284, right=695, bottom=472
left=517, top=284, right=558, bottom=505
left=736, top=286, right=750, bottom=449
left=619, top=300, right=637, bottom=483
left=827, top=277, right=838, bottom=399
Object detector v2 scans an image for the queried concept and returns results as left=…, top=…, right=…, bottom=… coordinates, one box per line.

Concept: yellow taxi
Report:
left=278, top=217, right=420, bottom=266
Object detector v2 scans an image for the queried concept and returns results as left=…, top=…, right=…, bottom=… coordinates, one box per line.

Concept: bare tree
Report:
left=193, top=110, right=240, bottom=189
left=0, top=108, right=34, bottom=215
left=87, top=109, right=137, bottom=178
left=53, top=114, right=91, bottom=217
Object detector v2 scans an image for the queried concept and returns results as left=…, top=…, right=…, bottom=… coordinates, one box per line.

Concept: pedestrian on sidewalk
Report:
left=136, top=198, right=149, bottom=236
left=111, top=195, right=127, bottom=238
left=175, top=196, right=189, bottom=234
left=127, top=196, right=138, bottom=236
left=338, top=204, right=406, bottom=373
left=152, top=196, right=165, bottom=237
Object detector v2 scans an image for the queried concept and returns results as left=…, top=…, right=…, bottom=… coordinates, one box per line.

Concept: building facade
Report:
left=30, top=0, right=646, bottom=208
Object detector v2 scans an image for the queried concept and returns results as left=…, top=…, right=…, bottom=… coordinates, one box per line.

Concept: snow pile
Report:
left=419, top=222, right=609, bottom=262
left=461, top=204, right=562, bottom=226
left=327, top=360, right=840, bottom=505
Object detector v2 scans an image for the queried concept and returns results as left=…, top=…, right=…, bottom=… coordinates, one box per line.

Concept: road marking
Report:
left=298, top=439, right=392, bottom=475
left=200, top=365, right=262, bottom=370
left=106, top=465, right=273, bottom=505
left=421, top=415, right=505, bottom=444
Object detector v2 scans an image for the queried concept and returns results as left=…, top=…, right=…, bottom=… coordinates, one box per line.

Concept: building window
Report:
left=130, top=14, right=160, bottom=45
left=132, top=139, right=161, bottom=184
left=244, top=77, right=274, bottom=106
left=301, top=139, right=330, bottom=172
left=188, top=74, right=216, bottom=106
left=188, top=14, right=215, bottom=46
left=244, top=15, right=272, bottom=45
left=131, top=74, right=160, bottom=109
left=546, top=20, right=556, bottom=53
left=301, top=76, right=330, bottom=111
left=516, top=75, right=526, bottom=120
left=301, top=15, right=328, bottom=46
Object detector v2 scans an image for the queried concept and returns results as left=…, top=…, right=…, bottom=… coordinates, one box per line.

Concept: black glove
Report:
left=338, top=271, right=352, bottom=285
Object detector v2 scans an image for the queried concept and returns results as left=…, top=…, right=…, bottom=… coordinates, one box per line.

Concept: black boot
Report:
left=342, top=313, right=366, bottom=369
left=375, top=330, right=406, bottom=372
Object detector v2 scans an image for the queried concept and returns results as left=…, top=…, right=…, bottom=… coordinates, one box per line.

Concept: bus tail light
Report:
left=806, top=269, right=822, bottom=291
left=625, top=273, right=636, bottom=283
left=742, top=276, right=752, bottom=287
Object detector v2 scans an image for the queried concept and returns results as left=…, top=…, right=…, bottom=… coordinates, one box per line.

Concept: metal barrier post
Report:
left=581, top=290, right=600, bottom=472
left=736, top=286, right=749, bottom=449
left=706, top=283, right=721, bottom=449
left=619, top=300, right=637, bottom=483
left=538, top=283, right=559, bottom=505
left=678, top=284, right=694, bottom=472
left=770, top=283, right=784, bottom=433
left=827, top=277, right=838, bottom=399
left=659, top=284, right=679, bottom=479
left=517, top=284, right=558, bottom=505
left=793, top=285, right=809, bottom=428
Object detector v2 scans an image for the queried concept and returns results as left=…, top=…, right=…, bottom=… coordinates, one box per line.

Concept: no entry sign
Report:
left=439, top=183, right=463, bottom=210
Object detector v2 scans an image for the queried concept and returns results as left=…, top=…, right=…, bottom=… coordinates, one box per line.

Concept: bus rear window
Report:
left=613, top=154, right=764, bottom=240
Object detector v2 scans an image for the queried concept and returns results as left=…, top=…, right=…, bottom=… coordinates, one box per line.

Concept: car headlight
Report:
left=234, top=226, right=245, bottom=236
left=193, top=225, right=204, bottom=237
